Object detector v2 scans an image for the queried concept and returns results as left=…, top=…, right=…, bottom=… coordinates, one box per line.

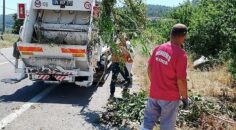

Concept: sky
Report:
left=0, top=0, right=186, bottom=15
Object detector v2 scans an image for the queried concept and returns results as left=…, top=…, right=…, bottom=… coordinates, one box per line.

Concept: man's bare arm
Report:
left=177, top=79, right=188, bottom=99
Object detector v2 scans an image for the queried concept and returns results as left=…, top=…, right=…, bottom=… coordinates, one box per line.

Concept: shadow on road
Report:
left=0, top=81, right=48, bottom=103
left=80, top=110, right=111, bottom=130
left=0, top=82, right=100, bottom=105
left=0, top=79, right=112, bottom=129
left=41, top=82, right=99, bottom=106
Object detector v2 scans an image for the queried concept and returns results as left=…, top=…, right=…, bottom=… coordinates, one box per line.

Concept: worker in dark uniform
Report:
left=109, top=40, right=133, bottom=99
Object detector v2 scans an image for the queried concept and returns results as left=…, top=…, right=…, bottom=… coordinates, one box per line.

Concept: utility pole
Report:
left=2, top=0, right=5, bottom=33
left=0, top=0, right=5, bottom=40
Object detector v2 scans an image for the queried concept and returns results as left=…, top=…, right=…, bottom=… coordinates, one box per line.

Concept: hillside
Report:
left=147, top=4, right=172, bottom=17
left=0, top=14, right=14, bottom=30
left=0, top=4, right=171, bottom=30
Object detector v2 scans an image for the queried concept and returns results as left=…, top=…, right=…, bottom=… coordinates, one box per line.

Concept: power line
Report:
left=0, top=6, right=17, bottom=11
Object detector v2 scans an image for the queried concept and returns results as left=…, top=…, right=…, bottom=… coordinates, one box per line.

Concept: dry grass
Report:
left=188, top=66, right=236, bottom=99
left=187, top=65, right=236, bottom=130
left=199, top=114, right=236, bottom=130
left=0, top=33, right=19, bottom=48
left=132, top=47, right=150, bottom=93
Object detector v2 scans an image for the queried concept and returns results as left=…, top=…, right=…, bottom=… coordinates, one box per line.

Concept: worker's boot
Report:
left=108, top=93, right=115, bottom=102
left=122, top=87, right=130, bottom=98
left=124, top=77, right=132, bottom=88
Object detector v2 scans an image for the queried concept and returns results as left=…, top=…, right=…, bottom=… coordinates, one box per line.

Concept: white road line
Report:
left=0, top=85, right=56, bottom=129
left=0, top=60, right=14, bottom=66
left=0, top=62, right=10, bottom=66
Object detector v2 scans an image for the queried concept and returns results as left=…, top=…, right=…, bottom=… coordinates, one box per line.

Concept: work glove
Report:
left=181, top=98, right=189, bottom=110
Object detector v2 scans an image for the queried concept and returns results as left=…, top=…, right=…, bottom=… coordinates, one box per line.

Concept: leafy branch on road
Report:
left=99, top=90, right=147, bottom=129
left=177, top=95, right=236, bottom=129
left=99, top=92, right=236, bottom=129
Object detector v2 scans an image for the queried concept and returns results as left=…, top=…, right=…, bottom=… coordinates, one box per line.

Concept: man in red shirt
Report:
left=141, top=24, right=189, bottom=130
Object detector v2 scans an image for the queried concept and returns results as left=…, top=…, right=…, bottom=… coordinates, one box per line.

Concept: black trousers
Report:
left=110, top=63, right=131, bottom=94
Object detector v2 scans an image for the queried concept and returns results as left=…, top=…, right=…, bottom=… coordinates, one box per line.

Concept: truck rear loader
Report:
left=13, top=0, right=110, bottom=87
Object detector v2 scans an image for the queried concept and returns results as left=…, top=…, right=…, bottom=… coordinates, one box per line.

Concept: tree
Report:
left=167, top=0, right=236, bottom=79
left=98, top=0, right=148, bottom=56
left=12, top=14, right=24, bottom=34
left=99, top=0, right=146, bottom=41
left=167, top=0, right=194, bottom=27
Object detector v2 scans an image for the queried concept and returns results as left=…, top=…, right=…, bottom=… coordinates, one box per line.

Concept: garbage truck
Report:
left=12, top=0, right=111, bottom=87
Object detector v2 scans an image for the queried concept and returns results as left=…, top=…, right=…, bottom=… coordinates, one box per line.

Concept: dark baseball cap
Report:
left=171, top=24, right=188, bottom=36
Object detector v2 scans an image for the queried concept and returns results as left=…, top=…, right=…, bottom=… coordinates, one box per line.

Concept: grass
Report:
left=132, top=44, right=150, bottom=93
left=0, top=33, right=19, bottom=48
left=188, top=66, right=236, bottom=100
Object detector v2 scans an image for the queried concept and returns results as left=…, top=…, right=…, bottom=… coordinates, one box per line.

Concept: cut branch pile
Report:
left=99, top=90, right=147, bottom=129
left=100, top=92, right=236, bottom=129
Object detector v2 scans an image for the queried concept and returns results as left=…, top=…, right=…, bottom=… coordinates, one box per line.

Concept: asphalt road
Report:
left=0, top=47, right=114, bottom=130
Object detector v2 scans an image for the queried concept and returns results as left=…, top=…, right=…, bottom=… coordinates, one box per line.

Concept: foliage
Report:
left=165, top=0, right=236, bottom=80
left=100, top=90, right=147, bottom=128
left=147, top=19, right=177, bottom=43
left=99, top=0, right=146, bottom=43
left=100, top=91, right=236, bottom=129
left=177, top=95, right=236, bottom=129
left=167, top=0, right=194, bottom=27
left=98, top=0, right=116, bottom=44
left=12, top=14, right=24, bottom=34
left=98, top=0, right=148, bottom=59
left=133, top=18, right=177, bottom=56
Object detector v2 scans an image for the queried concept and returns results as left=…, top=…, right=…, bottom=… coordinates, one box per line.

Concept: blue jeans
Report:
left=141, top=98, right=180, bottom=130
